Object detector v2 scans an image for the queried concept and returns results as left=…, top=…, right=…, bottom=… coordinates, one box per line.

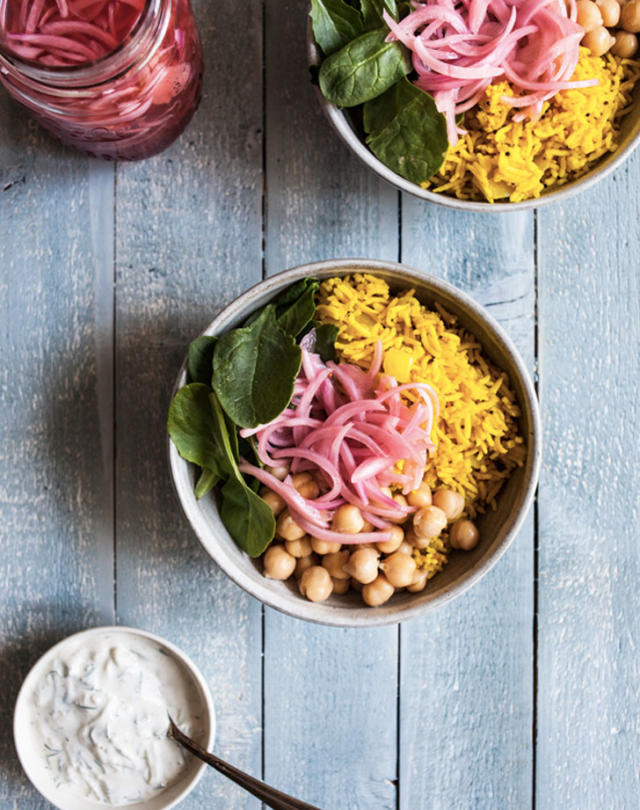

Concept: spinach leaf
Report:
left=363, top=77, right=448, bottom=183
left=310, top=0, right=364, bottom=56
left=319, top=28, right=410, bottom=108
left=276, top=279, right=319, bottom=338
left=212, top=305, right=301, bottom=428
left=194, top=467, right=219, bottom=500
left=219, top=476, right=275, bottom=558
left=187, top=336, right=217, bottom=385
left=314, top=322, right=340, bottom=362
left=167, top=383, right=233, bottom=480
left=208, top=392, right=275, bottom=556
left=361, top=0, right=398, bottom=28
left=272, top=277, right=315, bottom=309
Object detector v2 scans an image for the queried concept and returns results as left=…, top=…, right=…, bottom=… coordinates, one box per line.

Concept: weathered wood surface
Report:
left=399, top=209, right=536, bottom=810
left=536, top=162, right=640, bottom=810
left=1, top=0, right=639, bottom=807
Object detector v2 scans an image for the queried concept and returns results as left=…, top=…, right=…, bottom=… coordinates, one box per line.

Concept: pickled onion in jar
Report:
left=0, top=0, right=203, bottom=159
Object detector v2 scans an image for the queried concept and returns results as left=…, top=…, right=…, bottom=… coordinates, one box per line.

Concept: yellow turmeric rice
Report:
left=424, top=49, right=640, bottom=203
left=317, top=273, right=525, bottom=578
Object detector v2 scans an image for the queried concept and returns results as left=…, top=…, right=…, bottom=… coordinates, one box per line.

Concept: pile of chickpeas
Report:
left=259, top=468, right=480, bottom=607
left=577, top=0, right=640, bottom=57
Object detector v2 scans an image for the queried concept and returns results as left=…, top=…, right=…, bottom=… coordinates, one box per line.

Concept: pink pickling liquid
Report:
left=0, top=0, right=203, bottom=159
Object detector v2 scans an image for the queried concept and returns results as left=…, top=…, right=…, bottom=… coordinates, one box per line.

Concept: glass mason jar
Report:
left=0, top=0, right=203, bottom=160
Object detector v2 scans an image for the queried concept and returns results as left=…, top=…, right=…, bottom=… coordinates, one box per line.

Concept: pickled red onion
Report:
left=1, top=0, right=144, bottom=66
left=383, top=0, right=596, bottom=146
left=238, top=345, right=438, bottom=545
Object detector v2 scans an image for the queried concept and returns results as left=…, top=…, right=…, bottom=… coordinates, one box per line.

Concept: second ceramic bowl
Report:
left=169, top=259, right=541, bottom=627
left=307, top=25, right=640, bottom=212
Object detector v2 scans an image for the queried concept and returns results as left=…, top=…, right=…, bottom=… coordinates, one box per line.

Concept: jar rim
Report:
left=0, top=0, right=160, bottom=83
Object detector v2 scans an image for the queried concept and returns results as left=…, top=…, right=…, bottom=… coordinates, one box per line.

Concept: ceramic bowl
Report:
left=168, top=259, right=541, bottom=627
left=307, top=29, right=640, bottom=212
left=14, top=626, right=215, bottom=810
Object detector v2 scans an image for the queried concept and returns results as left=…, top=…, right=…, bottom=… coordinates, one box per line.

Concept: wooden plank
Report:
left=399, top=206, right=536, bottom=809
left=262, top=3, right=400, bottom=808
left=112, top=1, right=265, bottom=807
left=536, top=163, right=640, bottom=809
left=264, top=0, right=398, bottom=272
left=0, top=113, right=115, bottom=804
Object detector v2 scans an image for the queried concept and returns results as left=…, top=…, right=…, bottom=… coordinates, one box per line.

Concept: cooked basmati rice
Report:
left=317, top=273, right=526, bottom=577
left=424, top=49, right=640, bottom=203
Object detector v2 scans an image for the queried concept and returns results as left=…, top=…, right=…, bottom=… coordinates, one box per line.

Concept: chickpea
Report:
left=596, top=0, right=621, bottom=25
left=362, top=574, right=395, bottom=607
left=396, top=540, right=414, bottom=555
left=332, top=576, right=350, bottom=595
left=285, top=536, right=312, bottom=558
left=276, top=510, right=306, bottom=542
left=582, top=24, right=615, bottom=53
left=387, top=493, right=410, bottom=524
left=621, top=0, right=640, bottom=30
left=449, top=519, right=480, bottom=551
left=407, top=482, right=432, bottom=509
left=576, top=0, right=603, bottom=30
left=350, top=578, right=363, bottom=592
left=260, top=489, right=286, bottom=517
left=413, top=505, right=447, bottom=540
left=321, top=549, right=350, bottom=580
left=376, top=525, right=404, bottom=554
left=291, top=472, right=320, bottom=499
left=343, top=547, right=380, bottom=584
left=266, top=463, right=289, bottom=480
left=331, top=504, right=364, bottom=534
left=299, top=566, right=333, bottom=602
left=294, top=553, right=318, bottom=579
left=407, top=569, right=429, bottom=593
left=406, top=528, right=432, bottom=550
left=612, top=29, right=639, bottom=55
left=380, top=551, right=417, bottom=588
left=361, top=519, right=375, bottom=533
left=432, top=489, right=465, bottom=523
left=311, top=538, right=341, bottom=555
left=262, top=545, right=296, bottom=580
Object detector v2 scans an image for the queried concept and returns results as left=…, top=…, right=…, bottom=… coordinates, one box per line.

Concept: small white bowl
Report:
left=14, top=626, right=215, bottom=810
left=168, top=258, right=541, bottom=627
left=307, top=24, right=640, bottom=211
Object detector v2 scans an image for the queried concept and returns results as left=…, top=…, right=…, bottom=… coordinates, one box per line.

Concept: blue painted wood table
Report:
left=1, top=1, right=639, bottom=807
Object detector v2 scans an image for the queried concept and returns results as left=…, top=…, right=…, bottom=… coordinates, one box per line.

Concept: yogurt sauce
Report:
left=28, top=632, right=208, bottom=806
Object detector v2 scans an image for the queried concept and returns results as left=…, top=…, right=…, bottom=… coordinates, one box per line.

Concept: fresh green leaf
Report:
left=272, top=277, right=315, bottom=309
left=310, top=0, right=364, bottom=55
left=363, top=77, right=448, bottom=183
left=276, top=279, right=319, bottom=338
left=187, top=336, right=217, bottom=385
left=238, top=434, right=262, bottom=468
left=213, top=305, right=301, bottom=429
left=194, top=468, right=219, bottom=500
left=219, top=476, right=276, bottom=557
left=361, top=0, right=398, bottom=28
left=225, top=413, right=239, bottom=461
left=319, top=28, right=410, bottom=107
left=167, top=383, right=232, bottom=480
left=314, top=322, right=340, bottom=362
left=208, top=391, right=240, bottom=471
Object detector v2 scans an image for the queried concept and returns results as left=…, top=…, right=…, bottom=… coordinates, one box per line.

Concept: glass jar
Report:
left=0, top=0, right=203, bottom=160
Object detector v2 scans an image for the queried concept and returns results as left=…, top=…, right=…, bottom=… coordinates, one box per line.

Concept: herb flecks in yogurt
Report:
left=30, top=635, right=206, bottom=806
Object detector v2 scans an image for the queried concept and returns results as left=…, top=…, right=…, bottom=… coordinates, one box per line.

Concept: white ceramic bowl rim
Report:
left=306, top=27, right=640, bottom=212
left=13, top=625, right=216, bottom=810
left=168, top=258, right=542, bottom=627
